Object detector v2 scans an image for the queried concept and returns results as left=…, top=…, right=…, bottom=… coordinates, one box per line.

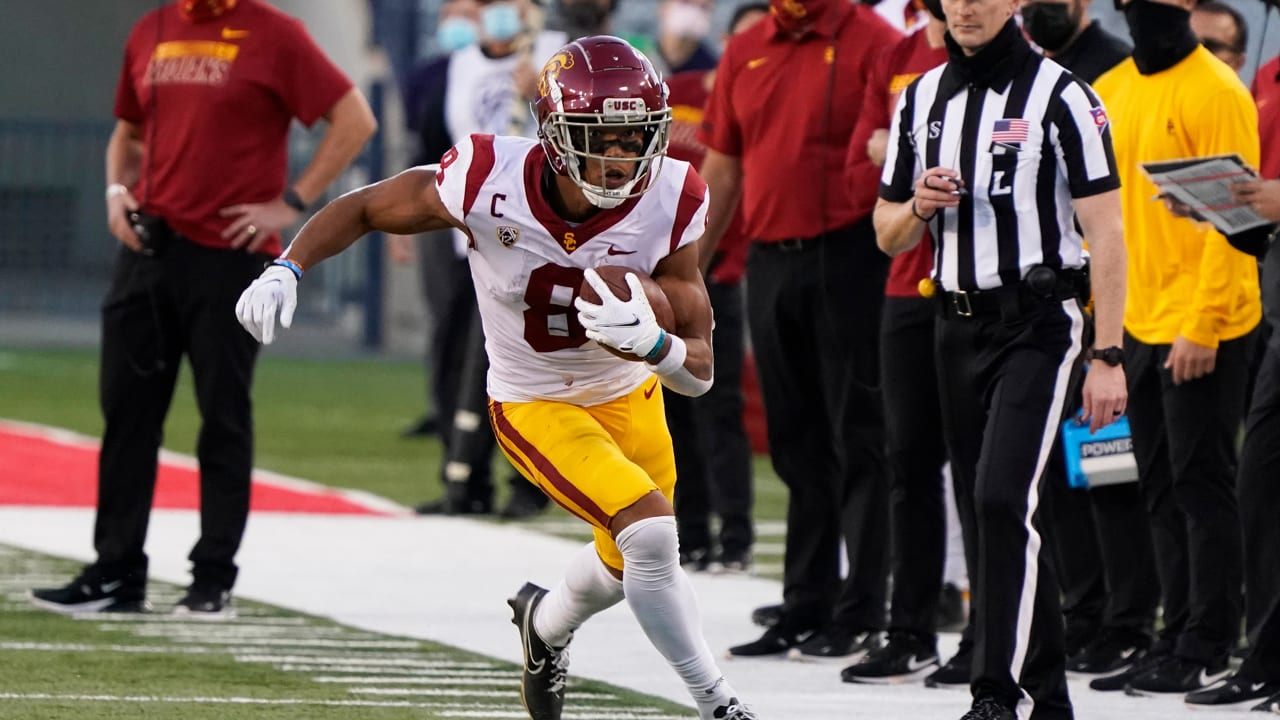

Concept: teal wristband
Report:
left=643, top=329, right=667, bottom=362
left=271, top=258, right=303, bottom=281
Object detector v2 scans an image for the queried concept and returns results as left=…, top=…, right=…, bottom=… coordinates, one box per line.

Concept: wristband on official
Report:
left=282, top=187, right=308, bottom=213
left=643, top=329, right=668, bottom=362
left=270, top=257, right=304, bottom=281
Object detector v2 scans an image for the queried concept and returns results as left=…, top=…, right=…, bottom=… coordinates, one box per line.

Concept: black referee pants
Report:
left=669, top=280, right=754, bottom=560
left=1238, top=322, right=1280, bottom=681
left=746, top=218, right=890, bottom=634
left=937, top=297, right=1082, bottom=720
left=1125, top=329, right=1254, bottom=666
left=880, top=295, right=948, bottom=642
left=94, top=239, right=265, bottom=593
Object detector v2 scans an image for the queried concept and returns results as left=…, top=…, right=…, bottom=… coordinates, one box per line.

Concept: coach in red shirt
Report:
left=699, top=0, right=902, bottom=661
left=30, top=0, right=376, bottom=619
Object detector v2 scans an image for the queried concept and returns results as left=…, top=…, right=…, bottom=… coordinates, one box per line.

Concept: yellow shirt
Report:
left=1093, top=48, right=1261, bottom=347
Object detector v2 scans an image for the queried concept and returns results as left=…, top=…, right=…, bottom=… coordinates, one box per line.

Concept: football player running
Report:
left=235, top=36, right=758, bottom=720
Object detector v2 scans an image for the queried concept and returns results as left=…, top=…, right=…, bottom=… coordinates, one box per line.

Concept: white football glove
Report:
left=235, top=265, right=298, bottom=345
left=574, top=269, right=665, bottom=358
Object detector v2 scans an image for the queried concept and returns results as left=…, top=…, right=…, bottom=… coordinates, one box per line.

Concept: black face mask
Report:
left=1021, top=3, right=1079, bottom=53
left=921, top=0, right=945, bottom=21
left=1123, top=0, right=1199, bottom=74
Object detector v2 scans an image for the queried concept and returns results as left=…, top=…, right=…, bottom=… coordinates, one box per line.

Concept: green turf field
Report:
left=0, top=346, right=790, bottom=720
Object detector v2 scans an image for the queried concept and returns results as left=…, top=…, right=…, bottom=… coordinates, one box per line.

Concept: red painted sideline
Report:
left=0, top=427, right=390, bottom=516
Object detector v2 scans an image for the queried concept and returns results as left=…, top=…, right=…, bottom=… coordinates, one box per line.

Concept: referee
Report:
left=875, top=4, right=1127, bottom=720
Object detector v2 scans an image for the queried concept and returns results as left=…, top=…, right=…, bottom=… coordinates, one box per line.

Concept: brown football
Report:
left=579, top=265, right=677, bottom=361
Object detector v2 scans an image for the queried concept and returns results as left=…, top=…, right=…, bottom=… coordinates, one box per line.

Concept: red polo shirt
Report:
left=1253, top=55, right=1280, bottom=180
left=699, top=2, right=901, bottom=242
left=665, top=70, right=747, bottom=285
left=114, top=0, right=352, bottom=256
left=847, top=28, right=946, bottom=297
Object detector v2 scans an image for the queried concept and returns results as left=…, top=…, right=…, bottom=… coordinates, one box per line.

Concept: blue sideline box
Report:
left=1061, top=415, right=1139, bottom=489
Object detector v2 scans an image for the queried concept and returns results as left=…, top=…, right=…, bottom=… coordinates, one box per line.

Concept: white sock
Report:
left=615, top=516, right=743, bottom=717
left=533, top=542, right=624, bottom=647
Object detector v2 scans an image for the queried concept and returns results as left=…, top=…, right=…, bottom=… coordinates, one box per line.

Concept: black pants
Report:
left=1125, top=329, right=1253, bottom=665
left=746, top=218, right=890, bottom=633
left=669, top=280, right=754, bottom=559
left=94, top=239, right=265, bottom=593
left=937, top=296, right=1082, bottom=720
left=420, top=236, right=494, bottom=504
left=880, top=295, right=948, bottom=642
left=1239, top=316, right=1280, bottom=680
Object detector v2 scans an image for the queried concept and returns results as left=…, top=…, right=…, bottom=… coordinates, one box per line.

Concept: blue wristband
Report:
left=643, top=329, right=667, bottom=362
left=271, top=258, right=304, bottom=281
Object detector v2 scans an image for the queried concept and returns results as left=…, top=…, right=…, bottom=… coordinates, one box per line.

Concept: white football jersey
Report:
left=434, top=134, right=708, bottom=405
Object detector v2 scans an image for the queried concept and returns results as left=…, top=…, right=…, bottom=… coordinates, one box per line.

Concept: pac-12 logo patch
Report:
left=497, top=225, right=519, bottom=247
left=1090, top=106, right=1109, bottom=134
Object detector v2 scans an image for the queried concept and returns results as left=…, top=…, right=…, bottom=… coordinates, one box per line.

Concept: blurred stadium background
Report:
left=4, top=0, right=1277, bottom=359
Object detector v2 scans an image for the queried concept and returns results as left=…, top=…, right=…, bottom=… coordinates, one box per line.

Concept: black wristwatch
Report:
left=282, top=187, right=307, bottom=213
left=1089, top=346, right=1125, bottom=367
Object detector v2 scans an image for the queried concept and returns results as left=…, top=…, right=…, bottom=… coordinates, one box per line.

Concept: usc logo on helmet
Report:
left=538, top=51, right=576, bottom=99
left=775, top=0, right=807, bottom=19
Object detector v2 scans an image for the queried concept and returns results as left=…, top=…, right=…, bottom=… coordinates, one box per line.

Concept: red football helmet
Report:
left=533, top=35, right=672, bottom=208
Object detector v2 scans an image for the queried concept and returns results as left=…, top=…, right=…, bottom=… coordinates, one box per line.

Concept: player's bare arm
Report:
left=283, top=167, right=462, bottom=270
left=652, top=240, right=714, bottom=382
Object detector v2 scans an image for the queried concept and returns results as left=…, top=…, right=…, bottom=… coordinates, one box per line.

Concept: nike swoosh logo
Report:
left=222, top=28, right=250, bottom=39
left=1252, top=682, right=1268, bottom=692
left=906, top=656, right=936, bottom=672
left=606, top=246, right=636, bottom=256
left=599, top=317, right=641, bottom=328
left=1199, top=668, right=1231, bottom=687
left=747, top=56, right=768, bottom=69
left=522, top=606, right=546, bottom=674
left=100, top=580, right=123, bottom=594
left=643, top=381, right=658, bottom=399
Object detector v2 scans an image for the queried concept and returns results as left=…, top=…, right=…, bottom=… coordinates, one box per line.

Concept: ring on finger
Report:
left=247, top=225, right=259, bottom=236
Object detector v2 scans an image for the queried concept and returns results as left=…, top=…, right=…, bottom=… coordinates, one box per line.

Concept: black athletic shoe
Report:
left=791, top=625, right=881, bottom=661
left=709, top=697, right=759, bottom=719
left=400, top=414, right=438, bottom=438
left=716, top=549, right=752, bottom=575
left=1126, top=655, right=1231, bottom=694
left=414, top=496, right=492, bottom=516
left=841, top=632, right=939, bottom=684
left=728, top=625, right=815, bottom=657
left=680, top=548, right=713, bottom=573
left=173, top=584, right=235, bottom=620
left=1185, top=673, right=1277, bottom=707
left=1067, top=627, right=1150, bottom=675
left=1088, top=648, right=1167, bottom=691
left=959, top=697, right=1015, bottom=720
left=501, top=482, right=549, bottom=520
left=750, top=603, right=783, bottom=628
left=28, top=569, right=149, bottom=615
left=1250, top=689, right=1280, bottom=712
left=925, top=644, right=973, bottom=688
left=509, top=582, right=570, bottom=720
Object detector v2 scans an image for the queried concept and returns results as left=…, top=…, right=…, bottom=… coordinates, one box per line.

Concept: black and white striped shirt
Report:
left=880, top=23, right=1120, bottom=292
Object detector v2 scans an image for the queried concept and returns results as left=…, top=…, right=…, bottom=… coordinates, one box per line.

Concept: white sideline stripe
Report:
left=126, top=626, right=379, bottom=640
left=1, top=641, right=215, bottom=654
left=235, top=654, right=491, bottom=668
left=166, top=636, right=422, bottom=648
left=90, top=615, right=310, bottom=626
left=0, top=692, right=673, bottom=717
left=311, top=675, right=512, bottom=686
left=277, top=663, right=510, bottom=677
left=0, top=418, right=413, bottom=517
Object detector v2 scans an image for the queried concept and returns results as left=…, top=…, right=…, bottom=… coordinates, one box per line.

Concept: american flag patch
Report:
left=1090, top=106, right=1109, bottom=134
left=992, top=119, right=1030, bottom=143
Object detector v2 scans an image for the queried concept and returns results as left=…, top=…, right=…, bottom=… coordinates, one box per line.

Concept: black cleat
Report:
left=28, top=569, right=149, bottom=615
left=509, top=582, right=570, bottom=720
left=790, top=625, right=881, bottom=661
left=959, top=697, right=1015, bottom=720
left=925, top=643, right=973, bottom=688
left=1185, top=672, right=1276, bottom=707
left=1088, top=648, right=1166, bottom=691
left=728, top=625, right=814, bottom=657
left=1126, top=655, right=1230, bottom=694
left=716, top=549, right=752, bottom=575
left=680, top=548, right=713, bottom=573
left=711, top=697, right=760, bottom=719
left=173, top=584, right=235, bottom=620
left=1250, top=689, right=1280, bottom=712
left=501, top=482, right=549, bottom=520
left=1066, top=627, right=1150, bottom=675
left=841, top=632, right=939, bottom=684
